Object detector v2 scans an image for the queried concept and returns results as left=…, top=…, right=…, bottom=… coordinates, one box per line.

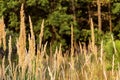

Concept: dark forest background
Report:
left=0, top=0, right=120, bottom=52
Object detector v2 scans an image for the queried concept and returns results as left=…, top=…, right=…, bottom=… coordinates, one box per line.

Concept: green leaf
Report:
left=112, top=3, right=120, bottom=14
left=26, top=0, right=36, bottom=6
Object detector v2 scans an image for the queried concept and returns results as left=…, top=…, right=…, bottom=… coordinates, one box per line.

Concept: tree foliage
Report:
left=0, top=0, right=120, bottom=52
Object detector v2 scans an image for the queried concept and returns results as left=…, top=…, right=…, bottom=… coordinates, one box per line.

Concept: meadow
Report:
left=0, top=4, right=120, bottom=80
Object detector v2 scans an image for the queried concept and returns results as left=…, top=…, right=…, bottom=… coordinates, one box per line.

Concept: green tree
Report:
left=1, top=0, right=120, bottom=53
left=112, top=1, right=120, bottom=39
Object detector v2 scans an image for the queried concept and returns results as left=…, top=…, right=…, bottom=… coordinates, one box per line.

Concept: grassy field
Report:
left=0, top=4, right=120, bottom=80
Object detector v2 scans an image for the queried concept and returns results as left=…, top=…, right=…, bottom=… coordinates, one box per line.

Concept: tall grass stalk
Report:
left=8, top=36, right=12, bottom=72
left=111, top=34, right=117, bottom=54
left=90, top=18, right=98, bottom=61
left=100, top=40, right=103, bottom=64
left=71, top=25, right=74, bottom=57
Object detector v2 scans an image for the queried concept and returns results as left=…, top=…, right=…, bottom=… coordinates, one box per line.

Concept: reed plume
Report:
left=17, top=4, right=26, bottom=66
left=90, top=18, right=98, bottom=61
left=39, top=20, right=44, bottom=50
left=0, top=16, right=6, bottom=51
left=28, top=16, right=35, bottom=60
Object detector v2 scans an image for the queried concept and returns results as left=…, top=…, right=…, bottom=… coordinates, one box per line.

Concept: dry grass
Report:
left=0, top=4, right=120, bottom=80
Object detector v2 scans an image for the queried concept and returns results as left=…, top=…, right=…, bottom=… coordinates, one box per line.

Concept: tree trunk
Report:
left=71, top=0, right=76, bottom=23
left=88, top=4, right=91, bottom=25
left=97, top=0, right=102, bottom=32
left=108, top=2, right=112, bottom=32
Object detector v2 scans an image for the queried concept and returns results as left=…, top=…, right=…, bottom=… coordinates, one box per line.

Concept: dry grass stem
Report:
left=100, top=40, right=103, bottom=64
left=111, top=35, right=117, bottom=54
left=71, top=25, right=74, bottom=57
left=8, top=36, right=12, bottom=69
left=79, top=41, right=83, bottom=54
left=2, top=57, right=5, bottom=80
left=112, top=54, right=115, bottom=76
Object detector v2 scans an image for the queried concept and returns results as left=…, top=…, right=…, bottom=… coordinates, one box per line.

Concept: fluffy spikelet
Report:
left=0, top=16, right=6, bottom=51
left=17, top=4, right=26, bottom=66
